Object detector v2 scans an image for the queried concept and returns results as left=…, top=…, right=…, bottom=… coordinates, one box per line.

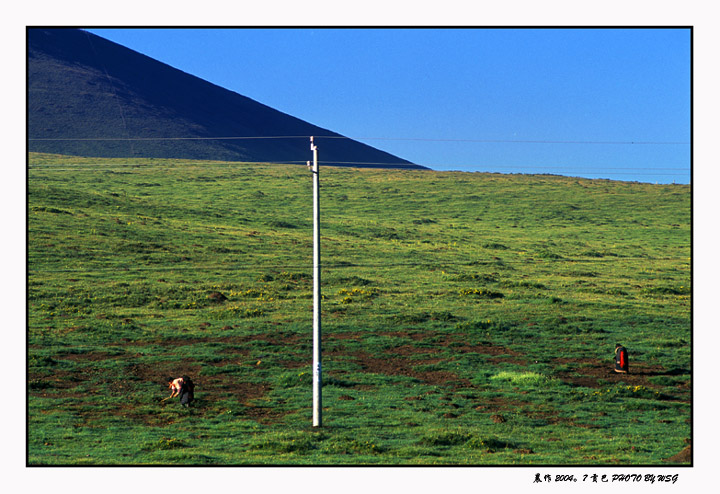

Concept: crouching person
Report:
left=614, top=344, right=629, bottom=374
left=166, top=376, right=195, bottom=407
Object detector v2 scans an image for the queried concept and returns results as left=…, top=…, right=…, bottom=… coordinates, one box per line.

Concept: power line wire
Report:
left=28, top=134, right=690, bottom=145
left=27, top=133, right=691, bottom=176
left=331, top=136, right=690, bottom=146
left=28, top=133, right=690, bottom=177
left=28, top=135, right=311, bottom=142
left=321, top=162, right=689, bottom=171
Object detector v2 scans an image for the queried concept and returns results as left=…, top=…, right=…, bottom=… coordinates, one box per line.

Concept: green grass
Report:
left=27, top=153, right=691, bottom=465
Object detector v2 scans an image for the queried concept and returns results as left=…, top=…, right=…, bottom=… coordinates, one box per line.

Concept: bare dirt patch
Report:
left=324, top=329, right=528, bottom=388
left=385, top=344, right=438, bottom=357
left=664, top=442, right=691, bottom=463
left=553, top=358, right=675, bottom=389
left=378, top=330, right=433, bottom=341
left=59, top=351, right=125, bottom=362
left=377, top=329, right=524, bottom=357
left=339, top=349, right=471, bottom=387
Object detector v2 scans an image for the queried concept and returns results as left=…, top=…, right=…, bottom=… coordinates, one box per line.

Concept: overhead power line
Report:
left=328, top=136, right=690, bottom=146
left=27, top=133, right=690, bottom=179
left=29, top=135, right=311, bottom=142
left=28, top=134, right=690, bottom=145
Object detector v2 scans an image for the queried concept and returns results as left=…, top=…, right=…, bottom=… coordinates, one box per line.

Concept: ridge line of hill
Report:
left=28, top=28, right=425, bottom=170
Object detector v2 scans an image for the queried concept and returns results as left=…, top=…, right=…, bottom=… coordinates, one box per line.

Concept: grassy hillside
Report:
left=27, top=153, right=691, bottom=465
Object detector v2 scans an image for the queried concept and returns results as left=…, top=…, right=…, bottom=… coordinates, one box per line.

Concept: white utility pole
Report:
left=309, top=136, right=322, bottom=427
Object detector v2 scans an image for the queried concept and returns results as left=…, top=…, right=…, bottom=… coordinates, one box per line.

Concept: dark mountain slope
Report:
left=28, top=28, right=423, bottom=169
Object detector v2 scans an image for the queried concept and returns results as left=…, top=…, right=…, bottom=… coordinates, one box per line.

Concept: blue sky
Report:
left=88, top=27, right=690, bottom=184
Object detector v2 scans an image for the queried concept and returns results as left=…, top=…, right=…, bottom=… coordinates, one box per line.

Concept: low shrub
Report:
left=466, top=437, right=518, bottom=452
left=419, top=429, right=471, bottom=447
left=458, top=288, right=504, bottom=299
left=141, top=438, right=188, bottom=451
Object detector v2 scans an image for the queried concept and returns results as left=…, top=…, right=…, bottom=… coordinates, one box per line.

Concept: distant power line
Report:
left=28, top=135, right=311, bottom=141
left=27, top=133, right=690, bottom=178
left=332, top=136, right=690, bottom=146
left=28, top=134, right=690, bottom=145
